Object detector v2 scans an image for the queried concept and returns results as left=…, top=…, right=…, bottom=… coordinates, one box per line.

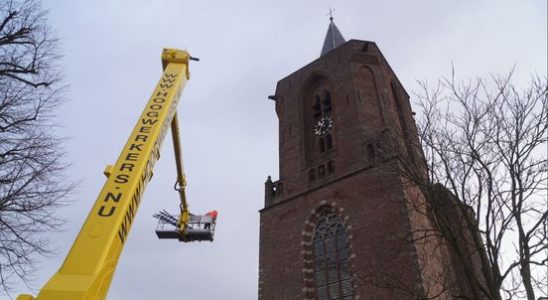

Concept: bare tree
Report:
left=0, top=0, right=73, bottom=295
left=395, top=69, right=547, bottom=299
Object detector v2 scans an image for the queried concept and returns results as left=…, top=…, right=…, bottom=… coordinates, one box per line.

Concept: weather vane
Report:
left=327, top=8, right=335, bottom=21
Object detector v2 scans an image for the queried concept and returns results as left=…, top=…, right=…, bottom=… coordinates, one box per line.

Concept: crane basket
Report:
left=154, top=211, right=216, bottom=242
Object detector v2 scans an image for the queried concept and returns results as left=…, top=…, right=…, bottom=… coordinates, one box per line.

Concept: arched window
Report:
left=309, top=169, right=317, bottom=181
left=312, top=209, right=354, bottom=299
left=312, top=90, right=334, bottom=154
left=322, top=90, right=332, bottom=113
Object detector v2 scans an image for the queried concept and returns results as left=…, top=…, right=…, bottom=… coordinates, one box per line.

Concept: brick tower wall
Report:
left=259, top=40, right=456, bottom=299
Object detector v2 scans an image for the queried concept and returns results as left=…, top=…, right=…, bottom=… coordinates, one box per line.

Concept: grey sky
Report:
left=12, top=0, right=547, bottom=299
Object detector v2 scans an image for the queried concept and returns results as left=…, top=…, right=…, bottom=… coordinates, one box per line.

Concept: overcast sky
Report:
left=12, top=1, right=547, bottom=299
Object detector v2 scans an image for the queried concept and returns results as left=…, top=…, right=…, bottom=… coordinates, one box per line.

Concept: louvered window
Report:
left=313, top=211, right=354, bottom=299
left=312, top=90, right=333, bottom=154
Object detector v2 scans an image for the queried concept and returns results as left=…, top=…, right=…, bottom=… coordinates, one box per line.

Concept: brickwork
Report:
left=261, top=169, right=427, bottom=299
left=259, top=40, right=485, bottom=299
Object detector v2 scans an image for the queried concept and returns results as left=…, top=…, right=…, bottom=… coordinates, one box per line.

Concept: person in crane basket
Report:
left=182, top=210, right=218, bottom=242
left=203, top=210, right=218, bottom=229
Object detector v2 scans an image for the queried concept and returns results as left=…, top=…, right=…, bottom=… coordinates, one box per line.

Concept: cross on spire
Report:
left=320, top=8, right=346, bottom=56
left=327, top=8, right=335, bottom=22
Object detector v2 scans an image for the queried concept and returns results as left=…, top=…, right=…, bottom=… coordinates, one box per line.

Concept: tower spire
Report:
left=320, top=9, right=346, bottom=56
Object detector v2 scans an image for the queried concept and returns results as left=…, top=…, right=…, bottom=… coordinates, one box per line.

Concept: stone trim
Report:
left=300, top=202, right=360, bottom=299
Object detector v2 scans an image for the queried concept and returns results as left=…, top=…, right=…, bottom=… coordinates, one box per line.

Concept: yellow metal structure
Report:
left=17, top=49, right=195, bottom=300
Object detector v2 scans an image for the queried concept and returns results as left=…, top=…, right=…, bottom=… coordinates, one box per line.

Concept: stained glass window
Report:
left=313, top=209, right=354, bottom=299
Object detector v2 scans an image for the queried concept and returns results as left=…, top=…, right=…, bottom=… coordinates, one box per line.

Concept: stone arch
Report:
left=300, top=71, right=337, bottom=166
left=356, top=65, right=385, bottom=127
left=300, top=70, right=334, bottom=99
left=301, top=201, right=357, bottom=299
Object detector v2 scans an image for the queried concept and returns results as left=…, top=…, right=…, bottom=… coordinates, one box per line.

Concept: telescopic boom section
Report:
left=17, top=49, right=192, bottom=300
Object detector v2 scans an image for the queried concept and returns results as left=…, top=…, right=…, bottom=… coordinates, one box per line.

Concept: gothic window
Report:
left=309, top=169, right=317, bottom=181
left=322, top=91, right=332, bottom=113
left=312, top=90, right=334, bottom=154
left=313, top=95, right=322, bottom=119
left=327, top=161, right=335, bottom=174
left=319, top=137, right=325, bottom=153
left=318, top=165, right=326, bottom=177
left=313, top=210, right=354, bottom=299
left=325, top=134, right=333, bottom=151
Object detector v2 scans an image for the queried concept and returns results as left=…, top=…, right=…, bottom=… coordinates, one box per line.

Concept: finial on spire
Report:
left=320, top=9, right=346, bottom=56
left=327, top=8, right=335, bottom=22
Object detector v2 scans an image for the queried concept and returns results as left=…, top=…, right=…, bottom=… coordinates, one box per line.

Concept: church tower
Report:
left=258, top=18, right=488, bottom=300
left=259, top=17, right=428, bottom=299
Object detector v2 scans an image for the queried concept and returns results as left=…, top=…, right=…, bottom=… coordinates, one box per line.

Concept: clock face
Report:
left=314, top=116, right=333, bottom=136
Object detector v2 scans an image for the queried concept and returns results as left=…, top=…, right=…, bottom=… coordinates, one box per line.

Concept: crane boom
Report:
left=17, top=49, right=193, bottom=300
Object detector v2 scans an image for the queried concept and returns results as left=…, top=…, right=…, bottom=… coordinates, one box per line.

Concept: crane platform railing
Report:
left=154, top=210, right=216, bottom=242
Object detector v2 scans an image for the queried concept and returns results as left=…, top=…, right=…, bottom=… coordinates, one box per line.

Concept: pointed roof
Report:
left=321, top=17, right=346, bottom=56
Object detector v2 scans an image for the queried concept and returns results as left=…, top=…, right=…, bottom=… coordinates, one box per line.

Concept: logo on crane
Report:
left=95, top=72, right=181, bottom=245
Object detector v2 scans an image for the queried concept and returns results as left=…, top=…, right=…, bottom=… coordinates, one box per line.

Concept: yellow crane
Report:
left=17, top=48, right=215, bottom=300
